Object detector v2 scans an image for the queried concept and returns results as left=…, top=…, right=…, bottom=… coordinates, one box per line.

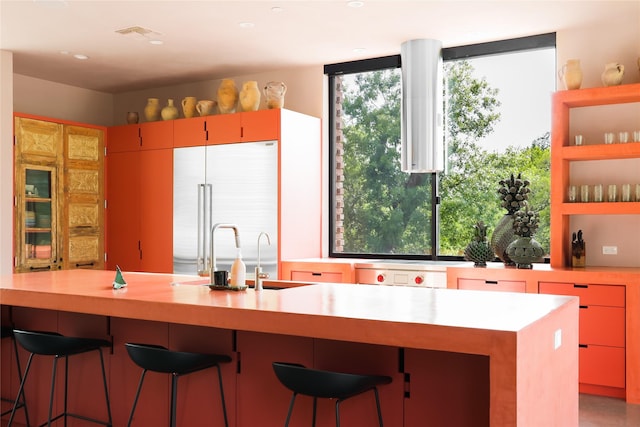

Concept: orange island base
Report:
left=0, top=269, right=578, bottom=427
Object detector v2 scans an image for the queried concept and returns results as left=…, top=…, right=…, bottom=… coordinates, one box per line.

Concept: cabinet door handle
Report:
left=76, top=262, right=95, bottom=268
left=579, top=305, right=589, bottom=309
left=579, top=344, right=588, bottom=348
left=485, top=280, right=498, bottom=285
left=311, top=272, right=322, bottom=276
left=30, top=265, right=51, bottom=271
left=574, top=284, right=588, bottom=288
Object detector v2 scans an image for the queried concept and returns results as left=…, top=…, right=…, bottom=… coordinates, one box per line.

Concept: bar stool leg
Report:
left=96, top=348, right=113, bottom=426
left=214, top=365, right=229, bottom=427
left=334, top=399, right=340, bottom=427
left=127, top=370, right=148, bottom=427
left=284, top=392, right=297, bottom=427
left=8, top=353, right=35, bottom=426
left=170, top=375, right=178, bottom=427
left=312, top=397, right=318, bottom=427
left=373, top=387, right=384, bottom=427
left=2, top=334, right=30, bottom=426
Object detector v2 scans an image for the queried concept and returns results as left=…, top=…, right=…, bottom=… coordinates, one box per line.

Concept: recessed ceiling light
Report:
left=271, top=6, right=284, bottom=13
left=148, top=40, right=164, bottom=45
left=347, top=1, right=364, bottom=7
left=59, top=50, right=70, bottom=55
left=239, top=22, right=255, bottom=29
left=353, top=48, right=366, bottom=54
left=73, top=54, right=89, bottom=60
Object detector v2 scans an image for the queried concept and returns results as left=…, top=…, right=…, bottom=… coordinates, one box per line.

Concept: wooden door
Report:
left=62, top=125, right=105, bottom=270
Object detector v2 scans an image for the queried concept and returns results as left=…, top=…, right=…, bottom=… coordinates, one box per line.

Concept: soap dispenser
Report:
left=229, top=248, right=246, bottom=287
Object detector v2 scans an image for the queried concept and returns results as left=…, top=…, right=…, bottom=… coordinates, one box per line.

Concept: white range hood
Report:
left=400, top=39, right=444, bottom=173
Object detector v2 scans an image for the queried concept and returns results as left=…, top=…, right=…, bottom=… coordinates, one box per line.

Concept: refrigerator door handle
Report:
left=204, top=183, right=213, bottom=274
left=197, top=183, right=207, bottom=276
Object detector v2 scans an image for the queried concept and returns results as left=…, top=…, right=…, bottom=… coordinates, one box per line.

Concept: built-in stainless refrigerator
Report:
left=173, top=141, right=278, bottom=279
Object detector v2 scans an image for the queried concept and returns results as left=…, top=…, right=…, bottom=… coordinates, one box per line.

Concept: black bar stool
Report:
left=8, top=329, right=112, bottom=427
left=124, top=343, right=231, bottom=427
left=1, top=327, right=30, bottom=426
left=272, top=362, right=392, bottom=427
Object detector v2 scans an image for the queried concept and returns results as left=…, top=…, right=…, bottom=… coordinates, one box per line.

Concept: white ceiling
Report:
left=0, top=0, right=630, bottom=94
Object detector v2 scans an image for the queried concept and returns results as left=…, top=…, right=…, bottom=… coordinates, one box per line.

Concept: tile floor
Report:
left=580, top=394, right=640, bottom=426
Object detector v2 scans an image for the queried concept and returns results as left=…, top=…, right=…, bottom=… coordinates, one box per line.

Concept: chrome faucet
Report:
left=254, top=232, right=271, bottom=291
left=210, top=223, right=241, bottom=283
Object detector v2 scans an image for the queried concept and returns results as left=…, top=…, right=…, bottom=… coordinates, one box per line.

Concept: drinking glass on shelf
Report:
left=580, top=184, right=590, bottom=202
left=635, top=184, right=640, bottom=202
left=607, top=184, right=617, bottom=202
left=593, top=184, right=603, bottom=202
left=568, top=185, right=577, bottom=202
left=621, top=184, right=631, bottom=202
left=633, top=130, right=640, bottom=143
left=604, top=132, right=615, bottom=144
left=574, top=135, right=583, bottom=146
left=619, top=131, right=629, bottom=143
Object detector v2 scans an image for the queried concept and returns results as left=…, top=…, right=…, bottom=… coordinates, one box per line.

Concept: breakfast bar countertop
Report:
left=0, top=269, right=579, bottom=426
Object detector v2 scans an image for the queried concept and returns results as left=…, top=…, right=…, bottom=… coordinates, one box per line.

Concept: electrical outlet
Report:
left=602, top=246, right=618, bottom=255
left=554, top=329, right=562, bottom=350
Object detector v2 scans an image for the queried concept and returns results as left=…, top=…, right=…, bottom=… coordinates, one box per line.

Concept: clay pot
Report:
left=144, top=98, right=161, bottom=122
left=196, top=100, right=217, bottom=116
left=558, top=59, right=582, bottom=90
left=126, top=112, right=139, bottom=124
left=161, top=99, right=179, bottom=121
left=217, top=79, right=239, bottom=114
left=601, top=63, right=625, bottom=86
left=264, top=81, right=287, bottom=109
left=239, top=81, right=261, bottom=112
left=181, top=97, right=197, bottom=118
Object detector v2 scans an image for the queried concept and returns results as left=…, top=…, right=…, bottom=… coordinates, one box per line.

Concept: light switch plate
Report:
left=602, top=246, right=618, bottom=255
left=554, top=329, right=562, bottom=350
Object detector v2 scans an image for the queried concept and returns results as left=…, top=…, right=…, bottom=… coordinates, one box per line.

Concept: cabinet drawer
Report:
left=579, top=345, right=625, bottom=389
left=539, top=282, right=625, bottom=307
left=458, top=278, right=525, bottom=293
left=580, top=306, right=625, bottom=347
left=291, top=271, right=343, bottom=284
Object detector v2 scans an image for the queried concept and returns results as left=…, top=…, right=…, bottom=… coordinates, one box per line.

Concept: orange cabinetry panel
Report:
left=291, top=270, right=343, bottom=283
left=458, top=278, right=525, bottom=293
left=539, top=281, right=625, bottom=393
left=108, top=121, right=173, bottom=153
left=173, top=117, right=207, bottom=147
left=106, top=149, right=173, bottom=273
left=105, top=151, right=141, bottom=271
left=580, top=345, right=625, bottom=389
left=539, top=282, right=625, bottom=307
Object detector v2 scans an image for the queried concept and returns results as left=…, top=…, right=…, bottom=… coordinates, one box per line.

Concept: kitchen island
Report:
left=0, top=269, right=578, bottom=426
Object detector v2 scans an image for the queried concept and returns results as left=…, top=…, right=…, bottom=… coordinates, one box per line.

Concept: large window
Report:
left=326, top=34, right=556, bottom=260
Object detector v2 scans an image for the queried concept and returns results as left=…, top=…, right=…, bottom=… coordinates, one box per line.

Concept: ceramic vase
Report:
left=239, top=81, right=261, bottom=112
left=558, top=59, right=582, bottom=90
left=126, top=112, right=139, bottom=124
left=601, top=63, right=625, bottom=86
left=217, top=79, right=239, bottom=114
left=506, top=236, right=544, bottom=269
left=161, top=99, right=179, bottom=121
left=181, top=97, right=197, bottom=118
left=490, top=214, right=516, bottom=266
left=144, top=98, right=161, bottom=122
left=264, top=81, right=287, bottom=109
left=196, top=100, right=216, bottom=116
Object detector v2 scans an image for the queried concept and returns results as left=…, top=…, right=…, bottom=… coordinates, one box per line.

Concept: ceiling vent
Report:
left=400, top=39, right=444, bottom=173
left=115, top=26, right=162, bottom=41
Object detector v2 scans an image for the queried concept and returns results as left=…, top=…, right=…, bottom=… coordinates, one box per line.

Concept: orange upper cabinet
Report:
left=108, top=121, right=173, bottom=153
left=173, top=117, right=207, bottom=147
left=207, top=109, right=280, bottom=144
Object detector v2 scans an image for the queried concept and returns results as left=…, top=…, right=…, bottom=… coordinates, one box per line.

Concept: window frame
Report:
left=325, top=33, right=556, bottom=261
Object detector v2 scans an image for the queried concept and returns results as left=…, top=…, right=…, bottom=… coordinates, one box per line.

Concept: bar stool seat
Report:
left=8, top=329, right=112, bottom=427
left=1, top=327, right=29, bottom=426
left=272, top=362, right=392, bottom=427
left=124, top=343, right=231, bottom=427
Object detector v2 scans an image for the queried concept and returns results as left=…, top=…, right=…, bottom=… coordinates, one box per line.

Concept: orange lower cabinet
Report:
left=458, top=278, right=526, bottom=293
left=579, top=345, right=625, bottom=389
left=580, top=305, right=625, bottom=347
left=291, top=270, right=343, bottom=283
